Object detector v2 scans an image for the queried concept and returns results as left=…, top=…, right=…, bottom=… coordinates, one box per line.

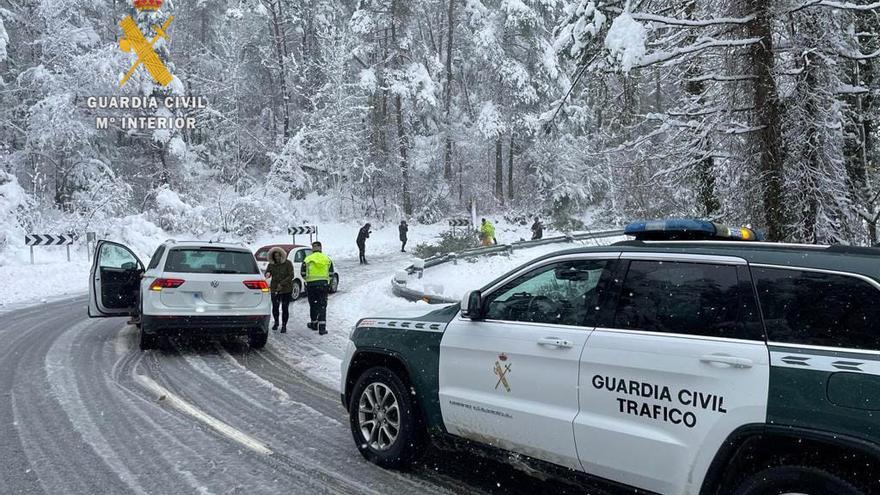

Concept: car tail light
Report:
left=243, top=280, right=269, bottom=292
left=149, top=278, right=185, bottom=291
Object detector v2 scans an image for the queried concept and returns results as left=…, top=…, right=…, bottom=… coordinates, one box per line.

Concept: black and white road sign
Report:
left=449, top=219, right=470, bottom=227
left=288, top=226, right=317, bottom=235
left=25, top=234, right=75, bottom=246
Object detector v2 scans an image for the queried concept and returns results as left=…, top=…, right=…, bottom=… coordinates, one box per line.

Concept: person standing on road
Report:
left=399, top=220, right=409, bottom=253
left=265, top=247, right=294, bottom=333
left=356, top=223, right=371, bottom=264
left=302, top=241, right=334, bottom=335
left=480, top=218, right=496, bottom=246
left=531, top=217, right=544, bottom=240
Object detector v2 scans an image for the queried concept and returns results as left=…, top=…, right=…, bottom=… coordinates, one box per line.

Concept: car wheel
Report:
left=249, top=330, right=268, bottom=349
left=348, top=367, right=427, bottom=469
left=732, top=466, right=863, bottom=495
left=291, top=280, right=302, bottom=300
left=330, top=274, right=339, bottom=293
left=139, top=327, right=158, bottom=351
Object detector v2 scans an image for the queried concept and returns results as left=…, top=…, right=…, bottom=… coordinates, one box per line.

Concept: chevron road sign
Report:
left=26, top=233, right=77, bottom=264
left=26, top=234, right=76, bottom=246
left=288, top=226, right=317, bottom=235
left=289, top=225, right=318, bottom=244
left=448, top=218, right=470, bottom=234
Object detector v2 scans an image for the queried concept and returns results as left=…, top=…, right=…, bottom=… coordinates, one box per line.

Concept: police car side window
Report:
left=753, top=267, right=880, bottom=350
left=483, top=260, right=610, bottom=327
left=613, top=260, right=752, bottom=339
left=147, top=246, right=165, bottom=270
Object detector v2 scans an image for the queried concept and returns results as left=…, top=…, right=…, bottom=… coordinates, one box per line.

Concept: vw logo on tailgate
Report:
left=210, top=280, right=220, bottom=288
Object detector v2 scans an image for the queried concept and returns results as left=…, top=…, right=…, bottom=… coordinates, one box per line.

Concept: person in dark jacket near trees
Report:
left=356, top=223, right=371, bottom=264
left=265, top=246, right=294, bottom=333
left=302, top=241, right=334, bottom=335
left=399, top=220, right=408, bottom=252
left=531, top=217, right=544, bottom=240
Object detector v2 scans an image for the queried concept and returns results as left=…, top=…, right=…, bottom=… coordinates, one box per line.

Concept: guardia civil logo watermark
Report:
left=87, top=0, right=206, bottom=131
left=118, top=1, right=174, bottom=87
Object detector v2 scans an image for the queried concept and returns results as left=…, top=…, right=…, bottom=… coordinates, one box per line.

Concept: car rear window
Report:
left=164, top=248, right=259, bottom=274
left=753, top=267, right=880, bottom=350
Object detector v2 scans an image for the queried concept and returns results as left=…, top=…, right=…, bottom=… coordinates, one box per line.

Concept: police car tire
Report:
left=732, top=466, right=862, bottom=495
left=349, top=367, right=427, bottom=469
left=330, top=274, right=339, bottom=293
left=291, top=281, right=302, bottom=300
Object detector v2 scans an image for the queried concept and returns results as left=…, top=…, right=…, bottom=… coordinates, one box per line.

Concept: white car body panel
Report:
left=574, top=329, right=769, bottom=494
left=439, top=316, right=590, bottom=470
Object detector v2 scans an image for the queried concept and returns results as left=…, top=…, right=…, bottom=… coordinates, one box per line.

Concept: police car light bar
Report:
left=624, top=219, right=760, bottom=241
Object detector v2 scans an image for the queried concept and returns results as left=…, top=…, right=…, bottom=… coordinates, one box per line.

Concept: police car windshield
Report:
left=164, top=248, right=259, bottom=274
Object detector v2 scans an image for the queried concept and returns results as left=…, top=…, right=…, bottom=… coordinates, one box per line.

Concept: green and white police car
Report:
left=340, top=220, right=880, bottom=494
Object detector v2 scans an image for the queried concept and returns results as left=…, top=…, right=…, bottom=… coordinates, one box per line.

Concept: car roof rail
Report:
left=613, top=239, right=831, bottom=250
left=826, top=244, right=880, bottom=256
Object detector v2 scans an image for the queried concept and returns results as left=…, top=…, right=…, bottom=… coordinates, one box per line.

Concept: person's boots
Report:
left=318, top=322, right=327, bottom=335
left=280, top=324, right=287, bottom=333
left=307, top=322, right=317, bottom=331
left=272, top=321, right=279, bottom=331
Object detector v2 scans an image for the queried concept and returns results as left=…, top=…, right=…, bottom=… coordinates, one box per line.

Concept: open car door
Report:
left=88, top=240, right=144, bottom=317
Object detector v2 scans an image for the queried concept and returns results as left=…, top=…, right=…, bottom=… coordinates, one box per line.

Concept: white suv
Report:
left=88, top=240, right=271, bottom=350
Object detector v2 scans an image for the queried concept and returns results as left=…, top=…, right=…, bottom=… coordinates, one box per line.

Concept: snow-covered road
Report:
left=0, top=252, right=590, bottom=495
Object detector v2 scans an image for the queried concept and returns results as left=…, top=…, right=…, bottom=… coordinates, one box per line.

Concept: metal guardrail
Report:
left=390, top=228, right=626, bottom=304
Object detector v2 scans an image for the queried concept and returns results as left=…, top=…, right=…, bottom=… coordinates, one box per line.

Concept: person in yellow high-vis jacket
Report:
left=301, top=241, right=334, bottom=335
left=480, top=218, right=496, bottom=246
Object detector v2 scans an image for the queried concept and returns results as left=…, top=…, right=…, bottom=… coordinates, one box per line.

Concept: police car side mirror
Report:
left=461, top=290, right=483, bottom=319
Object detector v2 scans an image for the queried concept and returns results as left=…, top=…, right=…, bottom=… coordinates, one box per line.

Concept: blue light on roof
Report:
left=624, top=219, right=760, bottom=241
left=625, top=219, right=716, bottom=236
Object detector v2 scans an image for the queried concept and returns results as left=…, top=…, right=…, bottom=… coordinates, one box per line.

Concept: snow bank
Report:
left=0, top=260, right=91, bottom=312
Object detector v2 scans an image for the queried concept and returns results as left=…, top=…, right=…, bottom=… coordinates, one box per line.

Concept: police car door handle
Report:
left=537, top=337, right=573, bottom=348
left=700, top=354, right=753, bottom=369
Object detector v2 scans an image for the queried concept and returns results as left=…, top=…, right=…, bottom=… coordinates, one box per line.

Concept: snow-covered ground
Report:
left=0, top=249, right=91, bottom=312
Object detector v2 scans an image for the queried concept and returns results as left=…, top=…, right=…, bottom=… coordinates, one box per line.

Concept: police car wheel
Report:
left=733, top=466, right=862, bottom=495
left=330, top=275, right=339, bottom=293
left=349, top=367, right=427, bottom=469
left=291, top=281, right=302, bottom=300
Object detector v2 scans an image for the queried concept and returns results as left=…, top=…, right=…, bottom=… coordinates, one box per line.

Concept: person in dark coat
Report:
left=356, top=223, right=371, bottom=264
left=399, top=220, right=408, bottom=252
left=265, top=246, right=294, bottom=333
left=531, top=217, right=544, bottom=240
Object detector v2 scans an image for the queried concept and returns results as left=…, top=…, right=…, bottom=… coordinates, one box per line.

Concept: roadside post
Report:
left=289, top=225, right=318, bottom=245
left=86, top=232, right=97, bottom=261
left=26, top=233, right=76, bottom=264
